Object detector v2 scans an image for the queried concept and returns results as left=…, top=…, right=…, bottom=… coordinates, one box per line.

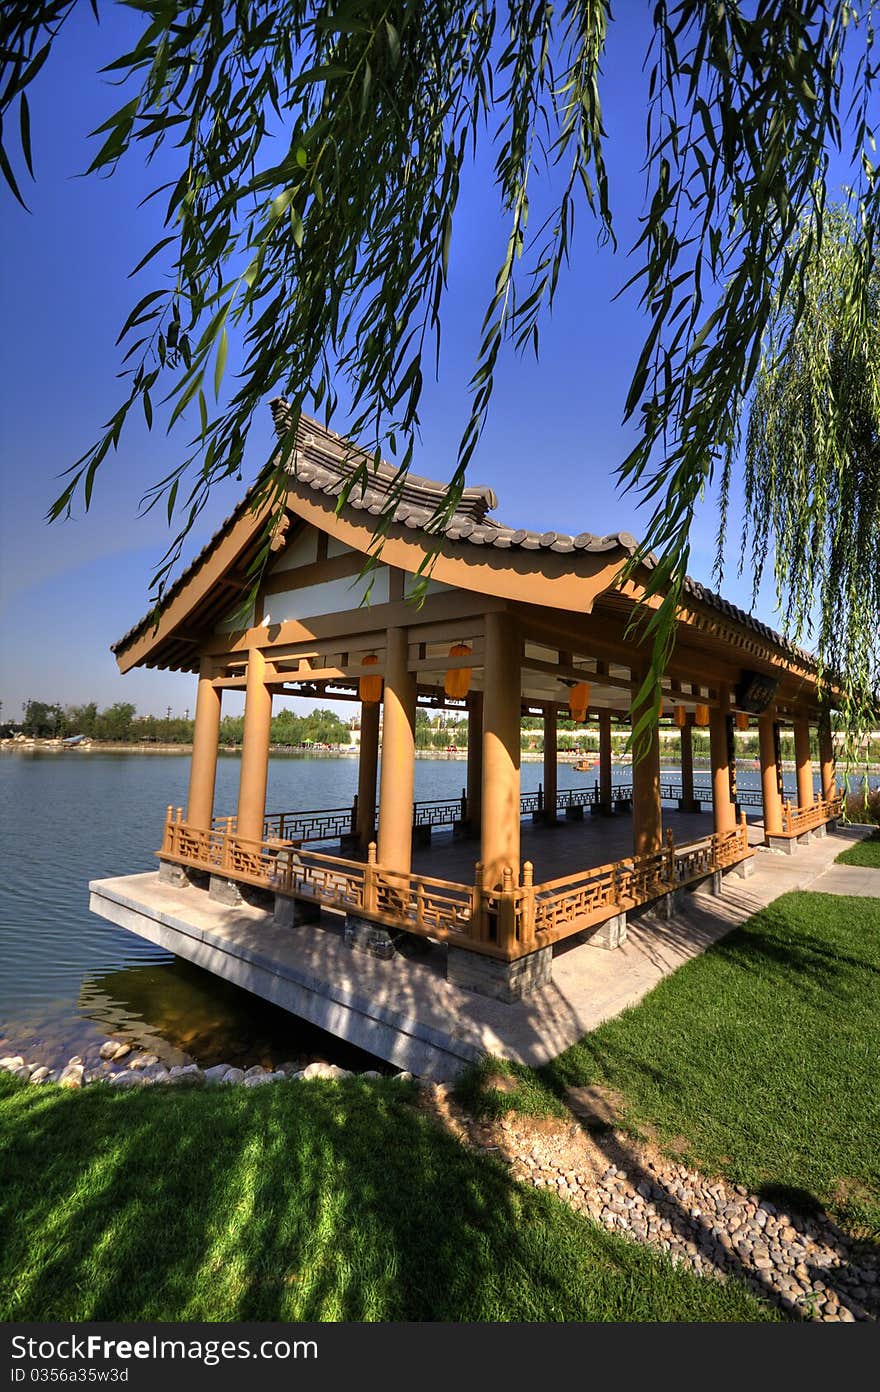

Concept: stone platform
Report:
left=89, top=824, right=871, bottom=1079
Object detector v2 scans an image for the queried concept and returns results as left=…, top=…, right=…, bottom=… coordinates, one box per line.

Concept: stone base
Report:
left=614, top=797, right=633, bottom=813
left=446, top=944, right=552, bottom=1003
left=412, top=825, right=432, bottom=848
left=274, top=894, right=322, bottom=929
left=209, top=875, right=244, bottom=905
left=827, top=819, right=838, bottom=834
left=588, top=912, right=628, bottom=949
left=590, top=802, right=615, bottom=817
left=655, top=890, right=685, bottom=921
left=677, top=798, right=702, bottom=813
left=730, top=856, right=755, bottom=879
left=158, top=860, right=190, bottom=888
left=692, top=868, right=723, bottom=896
left=565, top=804, right=584, bottom=822
left=452, top=818, right=474, bottom=839
left=338, top=832, right=360, bottom=857
left=812, top=822, right=827, bottom=840
left=535, top=811, right=558, bottom=827
left=344, top=913, right=398, bottom=960
left=766, top=834, right=796, bottom=855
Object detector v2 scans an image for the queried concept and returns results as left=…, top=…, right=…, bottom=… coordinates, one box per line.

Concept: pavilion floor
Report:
left=409, top=807, right=765, bottom=886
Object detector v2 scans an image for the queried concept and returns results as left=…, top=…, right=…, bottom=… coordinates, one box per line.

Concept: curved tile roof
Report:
left=112, top=399, right=816, bottom=672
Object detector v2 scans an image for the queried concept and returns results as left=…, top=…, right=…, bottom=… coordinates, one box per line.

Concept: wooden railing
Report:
left=160, top=802, right=765, bottom=960
left=782, top=794, right=842, bottom=836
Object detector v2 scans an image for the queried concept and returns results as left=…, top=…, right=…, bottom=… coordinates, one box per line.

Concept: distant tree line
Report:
left=5, top=700, right=351, bottom=748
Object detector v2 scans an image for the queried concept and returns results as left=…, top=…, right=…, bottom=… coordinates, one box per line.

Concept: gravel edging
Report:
left=417, top=1083, right=879, bottom=1324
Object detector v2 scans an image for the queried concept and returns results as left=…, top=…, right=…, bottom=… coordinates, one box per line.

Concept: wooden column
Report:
left=236, top=648, right=272, bottom=843
left=794, top=715, right=814, bottom=808
left=481, top=611, right=521, bottom=888
left=187, top=659, right=222, bottom=830
left=377, top=627, right=416, bottom=873
left=356, top=699, right=380, bottom=851
left=680, top=713, right=695, bottom=810
left=709, top=693, right=736, bottom=834
left=631, top=675, right=662, bottom=855
left=758, top=708, right=783, bottom=836
left=466, top=690, right=483, bottom=833
left=598, top=708, right=613, bottom=812
left=543, top=704, right=558, bottom=824
left=818, top=714, right=836, bottom=802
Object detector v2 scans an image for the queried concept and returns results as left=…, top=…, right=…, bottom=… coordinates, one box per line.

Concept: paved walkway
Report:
left=89, top=822, right=877, bottom=1078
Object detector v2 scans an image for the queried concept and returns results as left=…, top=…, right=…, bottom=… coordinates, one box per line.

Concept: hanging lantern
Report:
left=674, top=704, right=687, bottom=729
left=568, top=681, right=590, bottom=723
left=694, top=703, right=710, bottom=728
left=735, top=711, right=750, bottom=732
left=359, top=653, right=383, bottom=704
left=444, top=643, right=472, bottom=700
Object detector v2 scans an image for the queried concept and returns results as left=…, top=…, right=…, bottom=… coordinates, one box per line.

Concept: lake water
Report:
left=1, top=749, right=874, bottom=1073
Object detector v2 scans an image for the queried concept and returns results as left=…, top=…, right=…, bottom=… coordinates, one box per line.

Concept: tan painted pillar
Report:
left=818, top=715, right=836, bottom=802
left=543, top=704, right=558, bottom=824
left=466, top=690, right=483, bottom=832
left=631, top=674, right=662, bottom=856
left=598, top=708, right=613, bottom=811
left=187, top=659, right=222, bottom=829
left=794, top=715, right=814, bottom=808
left=709, top=694, right=736, bottom=834
left=236, top=648, right=272, bottom=842
left=758, top=709, right=783, bottom=836
left=377, top=627, right=416, bottom=873
left=680, top=713, right=695, bottom=810
left=480, top=611, right=521, bottom=888
left=356, top=700, right=380, bottom=850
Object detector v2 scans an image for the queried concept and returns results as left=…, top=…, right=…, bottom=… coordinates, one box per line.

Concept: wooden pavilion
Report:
left=110, top=402, right=840, bottom=1000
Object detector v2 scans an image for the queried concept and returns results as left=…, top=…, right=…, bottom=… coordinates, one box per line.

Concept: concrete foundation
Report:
left=692, top=869, right=723, bottom=896
left=344, top=913, right=398, bottom=960
left=589, top=911, right=628, bottom=948
left=274, top=894, right=322, bottom=929
left=158, top=860, right=190, bottom=888
left=446, top=943, right=552, bottom=1003
left=209, top=875, right=244, bottom=905
left=730, top=856, right=756, bottom=879
left=88, top=825, right=858, bottom=1078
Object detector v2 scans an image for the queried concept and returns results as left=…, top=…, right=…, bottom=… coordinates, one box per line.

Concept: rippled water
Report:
left=0, top=749, right=873, bottom=1072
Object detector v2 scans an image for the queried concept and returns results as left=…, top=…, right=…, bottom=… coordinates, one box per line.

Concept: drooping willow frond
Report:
left=728, top=202, right=880, bottom=756
left=0, top=2, right=878, bottom=729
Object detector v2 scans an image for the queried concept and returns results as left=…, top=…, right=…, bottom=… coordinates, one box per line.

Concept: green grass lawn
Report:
left=835, top=829, right=880, bottom=868
left=467, top=892, right=880, bottom=1238
left=0, top=1073, right=773, bottom=1323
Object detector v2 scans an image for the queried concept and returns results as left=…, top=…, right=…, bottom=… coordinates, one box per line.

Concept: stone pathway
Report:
left=418, top=1081, right=879, bottom=1323
left=808, top=864, right=880, bottom=899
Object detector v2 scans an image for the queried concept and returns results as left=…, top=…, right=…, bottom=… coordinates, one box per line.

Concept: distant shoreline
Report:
left=3, top=738, right=877, bottom=774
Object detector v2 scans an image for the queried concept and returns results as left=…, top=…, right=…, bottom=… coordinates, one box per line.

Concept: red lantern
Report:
left=359, top=653, right=383, bottom=704
left=444, top=644, right=472, bottom=700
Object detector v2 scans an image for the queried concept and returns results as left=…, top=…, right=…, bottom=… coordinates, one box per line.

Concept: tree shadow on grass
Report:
left=0, top=1076, right=768, bottom=1323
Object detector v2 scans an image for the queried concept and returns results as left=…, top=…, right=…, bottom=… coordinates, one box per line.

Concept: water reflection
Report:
left=78, top=958, right=387, bottom=1072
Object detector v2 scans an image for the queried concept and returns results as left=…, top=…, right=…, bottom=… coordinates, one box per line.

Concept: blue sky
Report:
left=0, top=3, right=820, bottom=721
